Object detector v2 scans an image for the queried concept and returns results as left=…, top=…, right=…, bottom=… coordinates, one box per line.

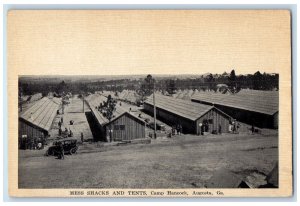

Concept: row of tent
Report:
left=99, top=90, right=142, bottom=105
left=20, top=93, right=43, bottom=103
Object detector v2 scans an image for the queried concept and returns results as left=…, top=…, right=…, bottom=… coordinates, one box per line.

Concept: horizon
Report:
left=19, top=71, right=278, bottom=79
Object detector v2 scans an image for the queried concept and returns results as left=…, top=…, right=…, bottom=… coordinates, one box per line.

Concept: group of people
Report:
left=19, top=136, right=44, bottom=150
left=58, top=117, right=73, bottom=137
left=171, top=124, right=183, bottom=136
left=229, top=120, right=240, bottom=134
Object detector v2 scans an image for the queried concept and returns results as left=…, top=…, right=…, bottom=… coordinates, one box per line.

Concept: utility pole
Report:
left=83, top=95, right=84, bottom=113
left=153, top=80, right=157, bottom=139
left=62, top=98, right=64, bottom=114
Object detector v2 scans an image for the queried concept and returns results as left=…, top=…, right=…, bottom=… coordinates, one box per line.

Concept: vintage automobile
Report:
left=46, top=138, right=78, bottom=156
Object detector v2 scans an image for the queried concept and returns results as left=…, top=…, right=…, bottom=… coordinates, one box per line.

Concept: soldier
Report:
left=218, top=124, right=222, bottom=134
left=59, top=142, right=64, bottom=160
left=179, top=124, right=183, bottom=135
left=81, top=132, right=84, bottom=143
left=69, top=129, right=73, bottom=137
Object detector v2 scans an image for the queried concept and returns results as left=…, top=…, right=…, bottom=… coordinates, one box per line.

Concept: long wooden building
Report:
left=19, top=97, right=61, bottom=149
left=85, top=94, right=146, bottom=142
left=191, top=90, right=278, bottom=129
left=144, top=94, right=232, bottom=135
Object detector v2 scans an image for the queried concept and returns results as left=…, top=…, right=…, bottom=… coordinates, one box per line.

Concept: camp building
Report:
left=85, top=94, right=146, bottom=142
left=144, top=94, right=232, bottom=135
left=19, top=97, right=61, bottom=149
left=191, top=90, right=278, bottom=129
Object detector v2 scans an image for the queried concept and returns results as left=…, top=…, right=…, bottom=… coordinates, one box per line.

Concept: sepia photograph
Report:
left=7, top=9, right=292, bottom=197
left=17, top=74, right=279, bottom=189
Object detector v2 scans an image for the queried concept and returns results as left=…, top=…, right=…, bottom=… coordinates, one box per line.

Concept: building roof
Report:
left=191, top=90, right=278, bottom=116
left=85, top=94, right=145, bottom=126
left=145, top=94, right=215, bottom=121
left=19, top=97, right=61, bottom=132
left=28, top=93, right=43, bottom=102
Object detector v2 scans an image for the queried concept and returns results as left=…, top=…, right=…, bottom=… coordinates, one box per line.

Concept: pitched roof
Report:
left=145, top=94, right=214, bottom=121
left=191, top=90, right=278, bottom=115
left=19, top=97, right=61, bottom=132
left=85, top=94, right=145, bottom=126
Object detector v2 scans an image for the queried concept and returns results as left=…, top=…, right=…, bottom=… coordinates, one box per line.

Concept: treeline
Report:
left=164, top=71, right=279, bottom=91
left=19, top=70, right=279, bottom=96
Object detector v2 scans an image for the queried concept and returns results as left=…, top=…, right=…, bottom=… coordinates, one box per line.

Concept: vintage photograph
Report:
left=7, top=10, right=292, bottom=197
left=18, top=74, right=279, bottom=189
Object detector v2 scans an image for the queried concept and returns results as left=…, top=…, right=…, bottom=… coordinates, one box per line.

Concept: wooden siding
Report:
left=105, top=113, right=146, bottom=141
left=201, top=103, right=277, bottom=129
left=144, top=102, right=231, bottom=134
left=19, top=120, right=47, bottom=139
left=196, top=108, right=230, bottom=134
left=152, top=104, right=196, bottom=133
left=19, top=119, right=47, bottom=149
left=192, top=95, right=278, bottom=129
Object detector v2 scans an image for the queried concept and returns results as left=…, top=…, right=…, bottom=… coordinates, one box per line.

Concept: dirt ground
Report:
left=48, top=97, right=93, bottom=141
left=18, top=132, right=278, bottom=188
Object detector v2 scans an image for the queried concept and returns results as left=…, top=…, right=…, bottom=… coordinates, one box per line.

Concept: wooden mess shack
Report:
left=144, top=94, right=232, bottom=135
left=85, top=94, right=146, bottom=142
left=19, top=97, right=61, bottom=149
left=191, top=90, right=278, bottom=129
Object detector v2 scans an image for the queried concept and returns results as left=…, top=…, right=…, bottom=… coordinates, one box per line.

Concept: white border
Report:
left=1, top=0, right=299, bottom=205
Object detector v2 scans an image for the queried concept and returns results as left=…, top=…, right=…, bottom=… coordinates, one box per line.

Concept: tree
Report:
left=166, top=79, right=177, bottom=95
left=137, top=74, right=155, bottom=101
left=205, top=73, right=217, bottom=92
left=103, top=94, right=116, bottom=142
left=56, top=80, right=68, bottom=95
left=253, top=71, right=263, bottom=90
left=228, top=69, right=241, bottom=94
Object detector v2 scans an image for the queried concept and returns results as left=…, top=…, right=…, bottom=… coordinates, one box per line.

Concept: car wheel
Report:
left=46, top=150, right=53, bottom=156
left=70, top=148, right=76, bottom=154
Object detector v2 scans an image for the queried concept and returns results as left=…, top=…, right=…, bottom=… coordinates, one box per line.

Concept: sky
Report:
left=8, top=10, right=291, bottom=76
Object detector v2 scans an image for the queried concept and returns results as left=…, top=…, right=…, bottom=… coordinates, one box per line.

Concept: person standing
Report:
left=218, top=124, right=222, bottom=134
left=37, top=142, right=42, bottom=150
left=233, top=122, right=237, bottom=134
left=179, top=124, right=183, bottom=135
left=81, top=132, right=84, bottom=143
left=59, top=142, right=64, bottom=160
left=251, top=124, right=255, bottom=134
left=69, top=129, right=73, bottom=137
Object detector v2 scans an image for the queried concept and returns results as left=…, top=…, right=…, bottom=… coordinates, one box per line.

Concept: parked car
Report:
left=46, top=138, right=78, bottom=156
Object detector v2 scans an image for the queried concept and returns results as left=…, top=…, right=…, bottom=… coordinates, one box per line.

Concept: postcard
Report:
left=7, top=10, right=292, bottom=197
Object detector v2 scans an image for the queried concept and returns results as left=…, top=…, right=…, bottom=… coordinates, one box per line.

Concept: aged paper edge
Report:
left=7, top=10, right=293, bottom=198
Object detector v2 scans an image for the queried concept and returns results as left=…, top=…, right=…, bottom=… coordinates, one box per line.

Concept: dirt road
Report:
left=48, top=96, right=93, bottom=141
left=19, top=133, right=277, bottom=188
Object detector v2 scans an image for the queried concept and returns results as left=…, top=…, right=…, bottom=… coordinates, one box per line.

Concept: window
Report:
left=208, top=119, right=213, bottom=124
left=120, top=125, right=125, bottom=130
left=114, top=125, right=119, bottom=130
